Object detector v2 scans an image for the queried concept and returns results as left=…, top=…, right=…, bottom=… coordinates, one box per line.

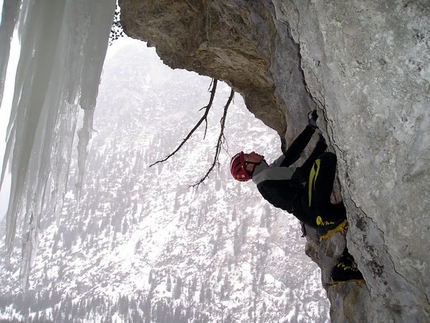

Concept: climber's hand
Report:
left=308, top=110, right=318, bottom=129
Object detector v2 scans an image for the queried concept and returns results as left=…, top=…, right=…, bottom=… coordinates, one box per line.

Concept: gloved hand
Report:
left=308, top=110, right=318, bottom=129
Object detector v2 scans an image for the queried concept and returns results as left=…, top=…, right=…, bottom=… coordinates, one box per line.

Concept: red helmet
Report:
left=230, top=152, right=251, bottom=182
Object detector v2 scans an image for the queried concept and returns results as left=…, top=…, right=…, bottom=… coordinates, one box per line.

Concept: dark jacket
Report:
left=252, top=125, right=326, bottom=218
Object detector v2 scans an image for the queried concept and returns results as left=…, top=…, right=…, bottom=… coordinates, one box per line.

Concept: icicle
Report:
left=0, top=0, right=115, bottom=291
left=75, top=109, right=94, bottom=201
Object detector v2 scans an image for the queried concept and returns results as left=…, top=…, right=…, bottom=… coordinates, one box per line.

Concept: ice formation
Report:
left=0, top=0, right=115, bottom=290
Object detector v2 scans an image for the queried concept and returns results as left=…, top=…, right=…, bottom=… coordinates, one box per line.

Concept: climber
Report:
left=230, top=110, right=347, bottom=239
left=230, top=110, right=363, bottom=283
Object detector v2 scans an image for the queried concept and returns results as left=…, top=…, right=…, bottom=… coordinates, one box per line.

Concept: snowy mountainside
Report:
left=0, top=38, right=329, bottom=322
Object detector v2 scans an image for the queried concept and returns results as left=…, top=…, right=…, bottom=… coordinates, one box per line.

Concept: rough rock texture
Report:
left=119, top=0, right=430, bottom=322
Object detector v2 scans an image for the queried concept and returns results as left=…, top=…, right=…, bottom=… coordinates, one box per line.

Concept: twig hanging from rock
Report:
left=150, top=78, right=235, bottom=186
left=149, top=79, right=218, bottom=167
left=191, top=88, right=234, bottom=187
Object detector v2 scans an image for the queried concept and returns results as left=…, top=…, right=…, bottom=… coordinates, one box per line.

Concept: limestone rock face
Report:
left=119, top=0, right=430, bottom=322
left=119, top=0, right=319, bottom=146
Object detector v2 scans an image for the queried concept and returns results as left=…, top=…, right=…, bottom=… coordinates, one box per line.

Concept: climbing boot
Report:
left=316, top=217, right=348, bottom=241
left=330, top=254, right=364, bottom=285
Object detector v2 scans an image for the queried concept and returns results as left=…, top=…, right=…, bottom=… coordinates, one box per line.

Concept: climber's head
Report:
left=230, top=151, right=264, bottom=182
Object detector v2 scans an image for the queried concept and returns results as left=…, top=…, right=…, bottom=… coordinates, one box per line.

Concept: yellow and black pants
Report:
left=293, top=152, right=346, bottom=226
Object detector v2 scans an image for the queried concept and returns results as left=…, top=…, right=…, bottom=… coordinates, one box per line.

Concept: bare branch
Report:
left=149, top=79, right=218, bottom=167
left=192, top=88, right=235, bottom=187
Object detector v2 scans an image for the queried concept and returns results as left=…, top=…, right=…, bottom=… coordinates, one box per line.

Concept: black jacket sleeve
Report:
left=280, top=125, right=315, bottom=167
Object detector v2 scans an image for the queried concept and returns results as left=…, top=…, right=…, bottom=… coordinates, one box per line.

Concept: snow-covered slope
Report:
left=0, top=38, right=329, bottom=322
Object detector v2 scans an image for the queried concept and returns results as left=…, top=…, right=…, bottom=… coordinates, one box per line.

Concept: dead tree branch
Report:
left=149, top=79, right=218, bottom=167
left=192, top=88, right=235, bottom=187
left=149, top=78, right=235, bottom=187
